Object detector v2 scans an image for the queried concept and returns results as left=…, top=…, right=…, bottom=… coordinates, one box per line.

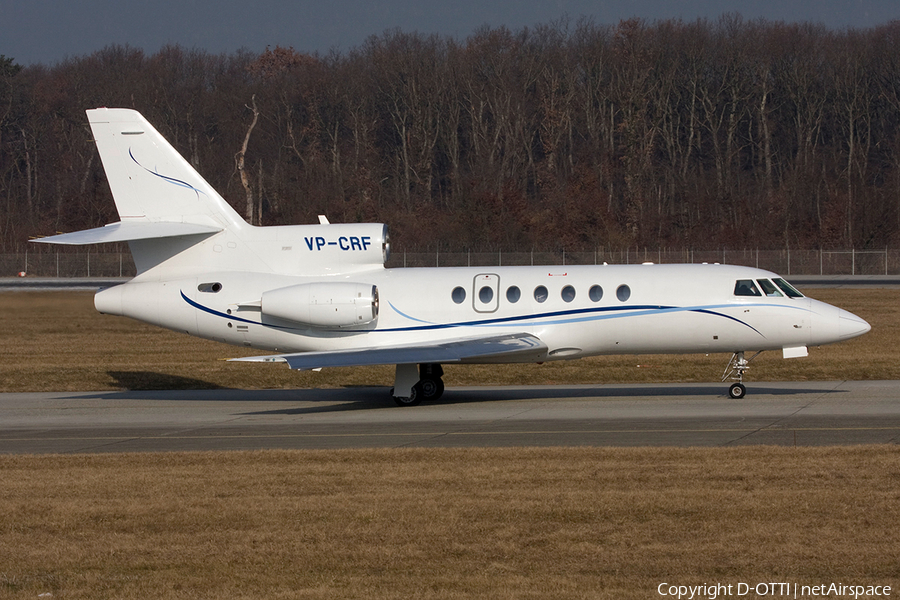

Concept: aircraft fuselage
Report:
left=95, top=262, right=867, bottom=362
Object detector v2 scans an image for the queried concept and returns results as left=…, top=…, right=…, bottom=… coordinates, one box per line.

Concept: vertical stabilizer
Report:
left=87, top=108, right=245, bottom=231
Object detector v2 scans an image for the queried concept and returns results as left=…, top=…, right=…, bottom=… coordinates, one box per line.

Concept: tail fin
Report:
left=33, top=108, right=250, bottom=274
left=87, top=108, right=245, bottom=230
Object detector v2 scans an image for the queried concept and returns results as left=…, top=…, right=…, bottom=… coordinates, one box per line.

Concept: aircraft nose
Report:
left=838, top=309, right=871, bottom=340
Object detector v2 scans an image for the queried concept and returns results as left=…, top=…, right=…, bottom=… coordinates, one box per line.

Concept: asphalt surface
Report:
left=1, top=381, right=898, bottom=453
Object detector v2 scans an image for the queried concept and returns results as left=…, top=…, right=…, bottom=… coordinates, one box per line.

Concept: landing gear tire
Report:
left=393, top=385, right=421, bottom=407
left=728, top=382, right=746, bottom=399
left=391, top=364, right=444, bottom=406
left=418, top=377, right=445, bottom=401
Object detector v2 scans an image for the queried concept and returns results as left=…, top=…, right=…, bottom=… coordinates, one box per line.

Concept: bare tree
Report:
left=236, top=94, right=259, bottom=224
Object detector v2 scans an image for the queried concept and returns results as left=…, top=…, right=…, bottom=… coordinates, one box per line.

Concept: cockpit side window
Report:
left=757, top=279, right=783, bottom=297
left=772, top=278, right=804, bottom=298
left=734, top=279, right=761, bottom=296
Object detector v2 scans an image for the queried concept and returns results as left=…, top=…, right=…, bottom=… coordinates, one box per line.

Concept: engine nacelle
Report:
left=261, top=282, right=379, bottom=328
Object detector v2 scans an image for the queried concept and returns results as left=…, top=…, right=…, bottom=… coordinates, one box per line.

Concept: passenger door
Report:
left=473, top=273, right=500, bottom=313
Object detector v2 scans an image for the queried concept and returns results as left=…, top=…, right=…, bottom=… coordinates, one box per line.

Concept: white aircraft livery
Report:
left=35, top=108, right=872, bottom=405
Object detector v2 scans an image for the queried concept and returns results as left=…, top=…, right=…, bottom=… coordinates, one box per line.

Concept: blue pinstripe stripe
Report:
left=182, top=290, right=797, bottom=337
left=130, top=148, right=208, bottom=200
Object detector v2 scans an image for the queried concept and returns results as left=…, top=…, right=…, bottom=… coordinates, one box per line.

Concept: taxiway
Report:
left=1, top=381, right=898, bottom=453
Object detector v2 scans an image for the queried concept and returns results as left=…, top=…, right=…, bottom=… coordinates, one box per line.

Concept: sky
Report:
left=2, top=0, right=898, bottom=66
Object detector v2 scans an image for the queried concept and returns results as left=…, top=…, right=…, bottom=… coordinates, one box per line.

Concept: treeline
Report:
left=3, top=16, right=900, bottom=252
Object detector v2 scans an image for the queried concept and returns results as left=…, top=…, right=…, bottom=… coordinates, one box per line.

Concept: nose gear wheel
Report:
left=722, top=351, right=762, bottom=398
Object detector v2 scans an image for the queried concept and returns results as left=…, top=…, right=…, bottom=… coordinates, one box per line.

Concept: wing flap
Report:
left=230, top=333, right=547, bottom=370
left=31, top=221, right=222, bottom=245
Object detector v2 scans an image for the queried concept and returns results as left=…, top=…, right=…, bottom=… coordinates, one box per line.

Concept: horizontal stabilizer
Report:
left=230, top=333, right=547, bottom=370
left=31, top=221, right=222, bottom=245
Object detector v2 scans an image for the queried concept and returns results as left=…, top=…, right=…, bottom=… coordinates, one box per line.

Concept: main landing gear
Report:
left=392, top=363, right=445, bottom=406
left=722, top=351, right=762, bottom=399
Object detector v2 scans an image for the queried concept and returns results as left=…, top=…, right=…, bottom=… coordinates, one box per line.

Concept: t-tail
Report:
left=33, top=108, right=390, bottom=279
left=33, top=108, right=244, bottom=274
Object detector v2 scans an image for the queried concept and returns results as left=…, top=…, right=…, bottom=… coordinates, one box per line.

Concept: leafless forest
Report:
left=3, top=16, right=900, bottom=253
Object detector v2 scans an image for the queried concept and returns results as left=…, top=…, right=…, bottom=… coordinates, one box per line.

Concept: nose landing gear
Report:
left=722, top=351, right=762, bottom=399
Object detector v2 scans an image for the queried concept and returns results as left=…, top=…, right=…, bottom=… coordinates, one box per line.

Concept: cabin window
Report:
left=734, top=280, right=761, bottom=296
left=561, top=285, right=576, bottom=303
left=589, top=285, right=603, bottom=302
left=198, top=282, right=222, bottom=293
left=534, top=285, right=548, bottom=303
left=773, top=278, right=804, bottom=298
left=757, top=279, right=783, bottom=297
left=506, top=286, right=521, bottom=303
left=451, top=286, right=466, bottom=304
left=616, top=285, right=631, bottom=302
left=479, top=286, right=494, bottom=304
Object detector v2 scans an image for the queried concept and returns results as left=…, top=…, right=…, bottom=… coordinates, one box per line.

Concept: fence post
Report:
left=852, top=249, right=855, bottom=276
left=56, top=252, right=60, bottom=278
left=87, top=251, right=90, bottom=277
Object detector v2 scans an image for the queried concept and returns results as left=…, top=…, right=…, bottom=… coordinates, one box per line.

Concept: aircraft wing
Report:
left=230, top=332, right=547, bottom=370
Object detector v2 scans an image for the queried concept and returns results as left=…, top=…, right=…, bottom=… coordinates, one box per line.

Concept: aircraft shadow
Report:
left=235, top=383, right=845, bottom=416
left=60, top=382, right=844, bottom=416
left=439, top=384, right=842, bottom=402
left=62, top=385, right=387, bottom=405
left=107, top=371, right=229, bottom=391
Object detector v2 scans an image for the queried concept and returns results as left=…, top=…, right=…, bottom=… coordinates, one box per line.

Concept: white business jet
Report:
left=35, top=108, right=871, bottom=405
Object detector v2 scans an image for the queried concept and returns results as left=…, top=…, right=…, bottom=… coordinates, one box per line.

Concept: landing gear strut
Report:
left=722, top=351, right=762, bottom=399
left=392, top=363, right=445, bottom=406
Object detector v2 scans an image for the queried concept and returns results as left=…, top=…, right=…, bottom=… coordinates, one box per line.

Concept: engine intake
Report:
left=261, top=282, right=379, bottom=328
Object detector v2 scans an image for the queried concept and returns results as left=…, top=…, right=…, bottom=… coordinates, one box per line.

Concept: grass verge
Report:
left=1, top=446, right=899, bottom=599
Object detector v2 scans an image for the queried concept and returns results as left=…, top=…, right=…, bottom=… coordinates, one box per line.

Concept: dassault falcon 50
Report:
left=35, top=108, right=871, bottom=405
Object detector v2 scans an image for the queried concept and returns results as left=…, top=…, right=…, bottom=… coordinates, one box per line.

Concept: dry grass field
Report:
left=1, top=289, right=898, bottom=599
left=0, top=288, right=895, bottom=392
left=1, top=447, right=899, bottom=599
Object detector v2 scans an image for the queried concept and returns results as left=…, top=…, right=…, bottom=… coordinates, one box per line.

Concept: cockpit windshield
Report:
left=756, top=279, right=783, bottom=297
left=735, top=278, right=804, bottom=298
left=772, top=278, right=804, bottom=298
left=734, top=280, right=761, bottom=296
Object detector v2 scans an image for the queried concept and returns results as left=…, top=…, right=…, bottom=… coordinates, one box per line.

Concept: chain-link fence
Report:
left=387, top=248, right=900, bottom=275
left=4, top=248, right=899, bottom=277
left=2, top=252, right=135, bottom=277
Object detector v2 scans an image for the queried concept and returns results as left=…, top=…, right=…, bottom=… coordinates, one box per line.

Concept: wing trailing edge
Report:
left=230, top=333, right=548, bottom=370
